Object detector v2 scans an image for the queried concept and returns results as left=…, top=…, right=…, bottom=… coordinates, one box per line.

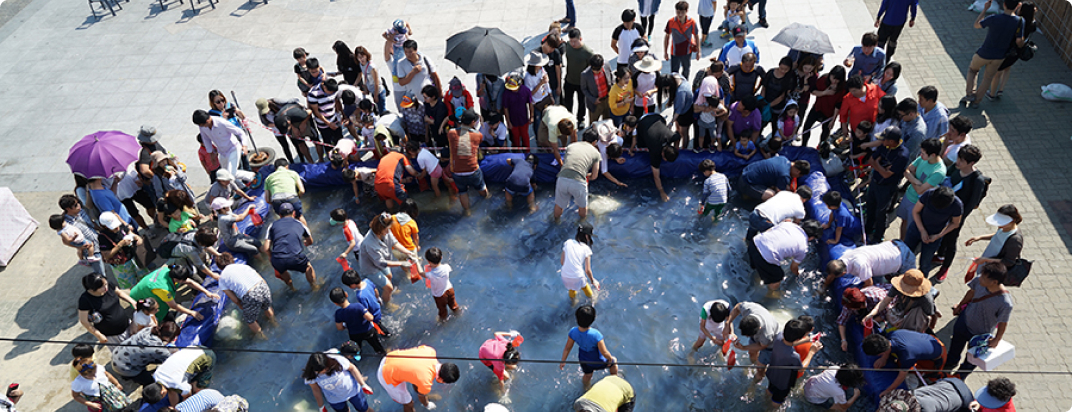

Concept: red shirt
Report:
left=594, top=70, right=609, bottom=98
left=838, top=83, right=885, bottom=131
left=198, top=146, right=220, bottom=171
left=812, top=76, right=847, bottom=117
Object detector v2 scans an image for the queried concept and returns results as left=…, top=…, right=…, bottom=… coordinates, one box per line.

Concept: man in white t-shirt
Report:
left=803, top=366, right=864, bottom=410
left=153, top=347, right=216, bottom=406
left=748, top=220, right=821, bottom=292
left=747, top=186, right=812, bottom=241
left=591, top=119, right=628, bottom=187
left=611, top=9, right=644, bottom=70
left=216, top=253, right=275, bottom=339
left=396, top=40, right=442, bottom=110
left=830, top=240, right=916, bottom=286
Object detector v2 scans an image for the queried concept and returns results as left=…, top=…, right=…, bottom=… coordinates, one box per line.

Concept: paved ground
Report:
left=0, top=0, right=1070, bottom=409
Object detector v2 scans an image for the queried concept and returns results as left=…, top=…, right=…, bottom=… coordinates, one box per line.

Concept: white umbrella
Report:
left=771, top=23, right=836, bottom=54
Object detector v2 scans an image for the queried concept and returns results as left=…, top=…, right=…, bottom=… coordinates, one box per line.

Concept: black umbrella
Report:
left=445, top=26, right=525, bottom=76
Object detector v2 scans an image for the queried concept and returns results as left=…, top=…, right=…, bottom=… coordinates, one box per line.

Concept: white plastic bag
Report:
left=1041, top=83, right=1072, bottom=102
left=967, top=0, right=1001, bottom=13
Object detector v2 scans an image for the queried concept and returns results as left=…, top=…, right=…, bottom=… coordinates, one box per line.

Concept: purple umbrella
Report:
left=67, top=130, right=141, bottom=179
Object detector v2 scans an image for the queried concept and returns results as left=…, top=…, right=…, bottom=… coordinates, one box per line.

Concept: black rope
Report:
left=5, top=336, right=1064, bottom=375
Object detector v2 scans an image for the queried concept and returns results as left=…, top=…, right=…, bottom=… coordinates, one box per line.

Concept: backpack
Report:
left=157, top=231, right=196, bottom=260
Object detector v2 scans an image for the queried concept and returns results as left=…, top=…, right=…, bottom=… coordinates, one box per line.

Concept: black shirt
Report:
left=761, top=70, right=798, bottom=111
left=336, top=55, right=362, bottom=86
left=947, top=168, right=986, bottom=219
left=637, top=114, right=676, bottom=169
left=137, top=143, right=166, bottom=168
left=78, top=285, right=130, bottom=337
left=546, top=48, right=563, bottom=93
left=726, top=65, right=765, bottom=102
left=275, top=104, right=309, bottom=131
left=425, top=100, right=450, bottom=145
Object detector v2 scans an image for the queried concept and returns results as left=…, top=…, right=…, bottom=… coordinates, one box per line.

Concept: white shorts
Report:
left=554, top=177, right=589, bottom=210
left=561, top=275, right=588, bottom=291
left=377, top=357, right=413, bottom=404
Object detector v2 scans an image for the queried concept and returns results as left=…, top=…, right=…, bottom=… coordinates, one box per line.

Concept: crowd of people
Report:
left=31, top=0, right=1042, bottom=410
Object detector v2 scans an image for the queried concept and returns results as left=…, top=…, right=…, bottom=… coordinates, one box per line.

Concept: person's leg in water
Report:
left=304, top=261, right=320, bottom=291
left=582, top=372, right=594, bottom=390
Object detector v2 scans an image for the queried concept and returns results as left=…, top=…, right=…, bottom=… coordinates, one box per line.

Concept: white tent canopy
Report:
left=0, top=187, right=38, bottom=266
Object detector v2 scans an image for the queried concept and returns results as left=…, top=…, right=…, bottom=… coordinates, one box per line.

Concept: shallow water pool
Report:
left=206, top=176, right=858, bottom=411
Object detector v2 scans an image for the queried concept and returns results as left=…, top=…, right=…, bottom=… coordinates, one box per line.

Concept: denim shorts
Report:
left=453, top=169, right=486, bottom=194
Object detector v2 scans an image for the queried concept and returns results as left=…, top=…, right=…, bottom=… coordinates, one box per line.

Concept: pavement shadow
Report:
left=230, top=0, right=264, bottom=18
left=75, top=14, right=109, bottom=30
left=3, top=265, right=96, bottom=361
left=917, top=0, right=1072, bottom=255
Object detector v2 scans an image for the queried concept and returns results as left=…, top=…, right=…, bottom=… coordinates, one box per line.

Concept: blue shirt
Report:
left=870, top=143, right=910, bottom=186
left=506, top=157, right=535, bottom=194
left=888, top=329, right=944, bottom=369
left=919, top=102, right=949, bottom=141
left=825, top=204, right=855, bottom=237
left=741, top=156, right=792, bottom=191
left=354, top=279, right=382, bottom=323
left=568, top=327, right=605, bottom=358
left=673, top=82, right=694, bottom=115
left=877, top=0, right=918, bottom=26
left=267, top=217, right=309, bottom=258
left=139, top=398, right=171, bottom=412
left=900, top=116, right=927, bottom=160
left=846, top=46, right=886, bottom=80
left=917, top=189, right=964, bottom=235
left=978, top=14, right=1024, bottom=60
left=335, top=301, right=374, bottom=335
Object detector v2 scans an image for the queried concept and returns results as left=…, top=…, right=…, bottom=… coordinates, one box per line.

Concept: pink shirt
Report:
left=478, top=336, right=510, bottom=380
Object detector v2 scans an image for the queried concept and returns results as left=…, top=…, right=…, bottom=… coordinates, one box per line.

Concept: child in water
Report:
left=479, top=331, right=523, bottom=391
left=561, top=222, right=599, bottom=301
left=691, top=299, right=730, bottom=352
left=559, top=304, right=618, bottom=389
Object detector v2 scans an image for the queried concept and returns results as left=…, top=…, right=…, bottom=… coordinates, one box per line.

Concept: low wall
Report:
left=1036, top=0, right=1072, bottom=68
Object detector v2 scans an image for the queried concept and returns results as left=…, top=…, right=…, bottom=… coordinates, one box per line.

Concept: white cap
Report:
left=985, top=212, right=1013, bottom=227
left=484, top=404, right=510, bottom=412
left=216, top=169, right=234, bottom=181
left=210, top=197, right=233, bottom=211
left=99, top=212, right=122, bottom=231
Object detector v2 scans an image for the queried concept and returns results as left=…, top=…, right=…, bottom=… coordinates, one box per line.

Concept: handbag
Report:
left=1018, top=40, right=1037, bottom=61
left=1003, top=258, right=1033, bottom=286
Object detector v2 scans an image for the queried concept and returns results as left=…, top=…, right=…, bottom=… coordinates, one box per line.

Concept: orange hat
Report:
left=400, top=95, right=416, bottom=108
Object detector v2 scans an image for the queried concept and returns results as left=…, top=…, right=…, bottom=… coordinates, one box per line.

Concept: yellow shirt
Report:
left=608, top=81, right=635, bottom=117
left=578, top=376, right=635, bottom=411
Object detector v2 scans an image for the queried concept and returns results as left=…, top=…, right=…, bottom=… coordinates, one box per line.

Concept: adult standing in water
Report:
left=376, top=345, right=459, bottom=412
left=359, top=213, right=418, bottom=307
left=553, top=128, right=602, bottom=220
left=262, top=202, right=320, bottom=292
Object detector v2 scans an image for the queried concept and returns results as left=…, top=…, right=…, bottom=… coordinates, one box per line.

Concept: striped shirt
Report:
left=307, top=84, right=340, bottom=128
left=176, top=389, right=224, bottom=412
left=701, top=172, right=730, bottom=205
left=836, top=284, right=891, bottom=325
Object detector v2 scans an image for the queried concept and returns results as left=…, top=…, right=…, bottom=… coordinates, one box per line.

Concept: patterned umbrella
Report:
left=66, top=130, right=141, bottom=179
left=771, top=23, right=836, bottom=55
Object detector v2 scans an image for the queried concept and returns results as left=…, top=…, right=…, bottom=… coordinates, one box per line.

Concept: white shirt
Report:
left=524, top=68, right=551, bottom=103
left=480, top=122, right=509, bottom=145
left=303, top=354, right=359, bottom=404
left=754, top=222, right=808, bottom=265
left=153, top=348, right=205, bottom=395
left=425, top=263, right=453, bottom=297
left=133, top=310, right=155, bottom=330
left=109, top=169, right=141, bottom=201
left=395, top=53, right=437, bottom=98
left=416, top=148, right=439, bottom=174
left=199, top=116, right=245, bottom=155
left=218, top=264, right=264, bottom=298
left=755, top=191, right=806, bottom=224
left=598, top=135, right=623, bottom=174
left=842, top=241, right=903, bottom=282
left=634, top=72, right=657, bottom=106
left=944, top=135, right=971, bottom=164
left=70, top=365, right=108, bottom=397
left=804, top=368, right=848, bottom=404
left=614, top=24, right=643, bottom=63
left=561, top=239, right=593, bottom=282
left=722, top=44, right=756, bottom=68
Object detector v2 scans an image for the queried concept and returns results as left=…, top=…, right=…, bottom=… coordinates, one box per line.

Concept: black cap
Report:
left=880, top=125, right=903, bottom=141
left=459, top=109, right=479, bottom=126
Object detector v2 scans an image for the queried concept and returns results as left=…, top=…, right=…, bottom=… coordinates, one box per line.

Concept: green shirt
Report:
left=905, top=157, right=946, bottom=203
left=558, top=142, right=602, bottom=182
left=167, top=211, right=193, bottom=233
left=563, top=43, right=595, bottom=86
left=578, top=376, right=634, bottom=412
left=265, top=169, right=301, bottom=199
left=130, top=267, right=177, bottom=322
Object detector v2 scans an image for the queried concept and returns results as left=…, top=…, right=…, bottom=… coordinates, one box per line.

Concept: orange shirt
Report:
left=375, top=152, right=410, bottom=187
left=389, top=215, right=419, bottom=251
left=382, top=346, right=439, bottom=394
left=838, top=83, right=885, bottom=131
